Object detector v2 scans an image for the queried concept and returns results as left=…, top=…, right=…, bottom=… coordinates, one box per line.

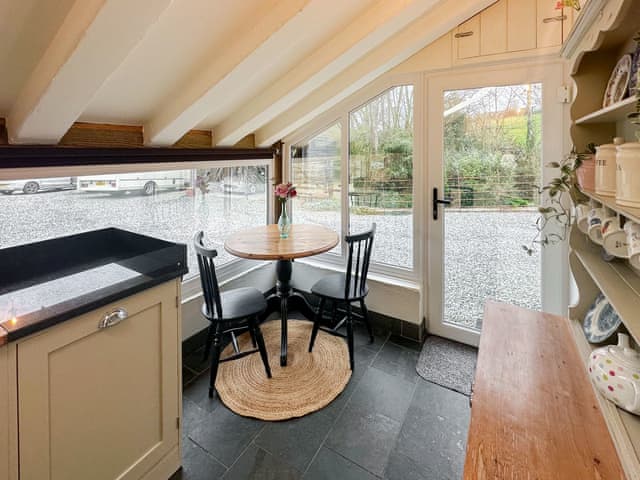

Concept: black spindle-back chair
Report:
left=308, top=224, right=376, bottom=370
left=194, top=231, right=272, bottom=398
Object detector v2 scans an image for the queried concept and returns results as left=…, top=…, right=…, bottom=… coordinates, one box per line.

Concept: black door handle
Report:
left=433, top=187, right=452, bottom=220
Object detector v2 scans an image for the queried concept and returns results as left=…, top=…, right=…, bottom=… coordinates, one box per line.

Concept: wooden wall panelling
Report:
left=59, top=122, right=143, bottom=147
left=480, top=0, right=507, bottom=56
left=173, top=129, right=212, bottom=148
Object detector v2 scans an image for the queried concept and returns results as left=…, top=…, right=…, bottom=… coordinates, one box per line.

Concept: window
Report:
left=287, top=84, right=415, bottom=276
left=0, top=163, right=270, bottom=280
left=291, top=124, right=342, bottom=254
left=349, top=85, right=414, bottom=270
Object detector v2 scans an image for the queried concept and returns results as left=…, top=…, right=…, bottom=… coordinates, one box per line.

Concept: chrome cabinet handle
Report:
left=454, top=31, right=474, bottom=38
left=99, top=308, right=128, bottom=329
left=543, top=15, right=567, bottom=23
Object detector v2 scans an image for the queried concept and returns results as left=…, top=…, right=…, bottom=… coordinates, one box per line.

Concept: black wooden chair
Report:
left=194, top=231, right=271, bottom=398
left=308, top=224, right=376, bottom=370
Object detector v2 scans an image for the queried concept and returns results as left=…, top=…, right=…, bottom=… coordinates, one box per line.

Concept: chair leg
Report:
left=248, top=325, right=257, bottom=348
left=208, top=324, right=223, bottom=398
left=360, top=299, right=374, bottom=343
left=202, top=324, right=215, bottom=361
left=346, top=302, right=355, bottom=370
left=251, top=316, right=272, bottom=378
left=309, top=297, right=325, bottom=352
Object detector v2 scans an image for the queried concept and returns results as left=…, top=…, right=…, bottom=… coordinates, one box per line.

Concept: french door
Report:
left=426, top=63, right=568, bottom=346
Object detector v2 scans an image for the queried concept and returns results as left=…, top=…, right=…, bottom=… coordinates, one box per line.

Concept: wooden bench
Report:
left=464, top=301, right=625, bottom=479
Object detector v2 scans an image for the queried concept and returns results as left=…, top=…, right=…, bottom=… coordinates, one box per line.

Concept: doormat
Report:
left=416, top=336, right=478, bottom=396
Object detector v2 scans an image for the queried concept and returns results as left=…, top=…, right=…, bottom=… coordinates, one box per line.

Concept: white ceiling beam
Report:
left=144, top=0, right=311, bottom=146
left=213, top=0, right=442, bottom=147
left=255, top=0, right=495, bottom=147
left=7, top=0, right=172, bottom=144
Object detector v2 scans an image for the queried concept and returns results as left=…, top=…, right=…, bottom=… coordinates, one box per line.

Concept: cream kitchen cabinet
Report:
left=16, top=280, right=182, bottom=480
left=0, top=344, right=18, bottom=480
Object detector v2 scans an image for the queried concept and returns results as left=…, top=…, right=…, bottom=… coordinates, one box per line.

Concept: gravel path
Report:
left=0, top=191, right=540, bottom=330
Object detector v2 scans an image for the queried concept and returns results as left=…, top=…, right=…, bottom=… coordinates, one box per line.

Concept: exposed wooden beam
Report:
left=255, top=0, right=495, bottom=146
left=173, top=130, right=213, bottom=149
left=143, top=0, right=312, bottom=147
left=214, top=0, right=441, bottom=147
left=59, top=123, right=143, bottom=147
left=7, top=0, right=172, bottom=144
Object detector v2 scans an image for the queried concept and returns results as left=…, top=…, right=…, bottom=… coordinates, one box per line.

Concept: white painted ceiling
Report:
left=0, top=0, right=494, bottom=146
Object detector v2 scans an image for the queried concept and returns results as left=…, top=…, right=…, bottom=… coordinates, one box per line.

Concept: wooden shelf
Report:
left=568, top=317, right=640, bottom=477
left=572, top=235, right=640, bottom=345
left=575, top=97, right=637, bottom=125
left=582, top=189, right=640, bottom=224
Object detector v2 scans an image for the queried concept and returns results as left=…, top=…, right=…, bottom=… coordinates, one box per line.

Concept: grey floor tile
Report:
left=190, top=406, right=264, bottom=467
left=355, top=345, right=380, bottom=368
left=183, top=372, right=224, bottom=413
left=325, top=406, right=402, bottom=476
left=183, top=347, right=211, bottom=375
left=255, top=411, right=334, bottom=472
left=170, top=438, right=227, bottom=480
left=183, top=366, right=197, bottom=387
left=395, top=381, right=470, bottom=480
left=223, top=444, right=302, bottom=480
left=384, top=449, right=433, bottom=480
left=304, top=447, right=378, bottom=480
left=354, top=322, right=387, bottom=350
left=388, top=334, right=422, bottom=352
left=320, top=364, right=367, bottom=419
left=371, top=341, right=420, bottom=384
left=182, top=398, right=209, bottom=439
left=348, top=367, right=415, bottom=422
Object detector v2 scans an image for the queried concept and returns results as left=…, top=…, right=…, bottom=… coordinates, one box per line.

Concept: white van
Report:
left=78, top=171, right=192, bottom=195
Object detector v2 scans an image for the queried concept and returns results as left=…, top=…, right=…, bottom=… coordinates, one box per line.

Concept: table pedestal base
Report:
left=262, top=259, right=316, bottom=366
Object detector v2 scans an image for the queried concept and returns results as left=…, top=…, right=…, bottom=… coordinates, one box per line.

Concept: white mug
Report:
left=588, top=207, right=607, bottom=245
left=576, top=204, right=591, bottom=234
left=602, top=216, right=628, bottom=258
left=625, top=221, right=640, bottom=269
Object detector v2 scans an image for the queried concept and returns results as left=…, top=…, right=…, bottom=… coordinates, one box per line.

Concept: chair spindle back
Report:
left=344, top=223, right=376, bottom=299
left=194, top=231, right=223, bottom=320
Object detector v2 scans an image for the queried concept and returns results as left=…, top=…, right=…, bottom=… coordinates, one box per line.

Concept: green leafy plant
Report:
left=522, top=146, right=593, bottom=254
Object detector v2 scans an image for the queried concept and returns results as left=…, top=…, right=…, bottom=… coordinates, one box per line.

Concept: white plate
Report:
left=603, top=54, right=632, bottom=108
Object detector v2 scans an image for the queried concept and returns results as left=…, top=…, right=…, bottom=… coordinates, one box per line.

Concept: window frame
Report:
left=0, top=157, right=275, bottom=300
left=284, top=73, right=424, bottom=282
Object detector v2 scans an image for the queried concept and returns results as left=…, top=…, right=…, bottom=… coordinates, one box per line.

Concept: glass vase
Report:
left=278, top=201, right=291, bottom=238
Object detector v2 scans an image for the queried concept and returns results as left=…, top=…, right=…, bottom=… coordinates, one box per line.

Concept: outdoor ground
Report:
left=0, top=190, right=540, bottom=329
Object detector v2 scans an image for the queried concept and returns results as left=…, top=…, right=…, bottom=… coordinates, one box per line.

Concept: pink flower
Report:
left=274, top=182, right=297, bottom=201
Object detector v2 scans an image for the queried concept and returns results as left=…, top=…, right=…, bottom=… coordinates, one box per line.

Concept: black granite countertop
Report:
left=0, top=228, right=187, bottom=343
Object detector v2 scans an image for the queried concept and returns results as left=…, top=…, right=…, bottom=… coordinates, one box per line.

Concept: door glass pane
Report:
left=349, top=85, right=414, bottom=269
left=291, top=123, right=342, bottom=254
left=443, top=84, right=542, bottom=330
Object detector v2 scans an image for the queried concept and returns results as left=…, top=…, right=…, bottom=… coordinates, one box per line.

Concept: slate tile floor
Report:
left=173, top=324, right=471, bottom=480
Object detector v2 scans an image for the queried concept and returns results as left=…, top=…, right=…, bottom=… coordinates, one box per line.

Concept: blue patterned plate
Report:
left=583, top=294, right=622, bottom=344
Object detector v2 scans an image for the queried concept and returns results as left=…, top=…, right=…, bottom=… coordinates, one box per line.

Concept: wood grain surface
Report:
left=0, top=327, right=7, bottom=346
left=224, top=224, right=339, bottom=260
left=464, top=301, right=625, bottom=480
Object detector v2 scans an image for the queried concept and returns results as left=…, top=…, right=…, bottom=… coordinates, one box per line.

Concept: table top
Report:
left=464, top=301, right=624, bottom=479
left=224, top=224, right=339, bottom=261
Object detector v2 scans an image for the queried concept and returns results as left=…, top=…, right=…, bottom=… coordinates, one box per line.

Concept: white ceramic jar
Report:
left=616, top=142, right=640, bottom=207
left=589, top=333, right=640, bottom=415
left=596, top=143, right=618, bottom=196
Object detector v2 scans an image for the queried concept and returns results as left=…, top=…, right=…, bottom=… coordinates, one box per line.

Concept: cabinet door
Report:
left=0, top=345, right=18, bottom=480
left=455, top=16, right=480, bottom=59
left=18, top=281, right=180, bottom=480
left=508, top=0, right=536, bottom=52
left=536, top=0, right=565, bottom=48
left=480, top=0, right=507, bottom=56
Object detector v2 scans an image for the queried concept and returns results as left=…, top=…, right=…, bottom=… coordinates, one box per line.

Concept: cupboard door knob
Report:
left=542, top=15, right=567, bottom=23
left=454, top=31, right=474, bottom=38
left=99, top=308, right=128, bottom=329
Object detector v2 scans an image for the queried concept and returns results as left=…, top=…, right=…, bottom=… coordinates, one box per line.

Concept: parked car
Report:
left=219, top=166, right=266, bottom=194
left=0, top=177, right=75, bottom=195
left=78, top=171, right=192, bottom=195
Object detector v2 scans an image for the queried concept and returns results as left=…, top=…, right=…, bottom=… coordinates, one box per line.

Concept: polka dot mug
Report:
left=588, top=333, right=640, bottom=415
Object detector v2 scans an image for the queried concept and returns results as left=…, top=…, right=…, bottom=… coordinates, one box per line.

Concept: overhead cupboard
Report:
left=454, top=0, right=575, bottom=62
left=563, top=0, right=640, bottom=478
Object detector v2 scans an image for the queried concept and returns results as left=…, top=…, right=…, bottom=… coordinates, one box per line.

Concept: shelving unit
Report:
left=563, top=0, right=640, bottom=477
left=575, top=96, right=637, bottom=125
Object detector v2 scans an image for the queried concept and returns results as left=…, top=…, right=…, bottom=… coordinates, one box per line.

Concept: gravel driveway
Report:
left=0, top=190, right=540, bottom=330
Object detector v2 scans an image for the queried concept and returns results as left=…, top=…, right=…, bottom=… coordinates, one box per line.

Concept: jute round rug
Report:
left=216, top=319, right=351, bottom=421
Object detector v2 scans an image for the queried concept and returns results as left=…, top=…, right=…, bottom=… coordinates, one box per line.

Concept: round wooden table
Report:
left=225, top=224, right=339, bottom=366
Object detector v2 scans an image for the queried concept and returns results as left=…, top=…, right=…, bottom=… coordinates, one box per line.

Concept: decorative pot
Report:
left=588, top=333, right=640, bottom=415
left=616, top=142, right=640, bottom=207
left=576, top=154, right=595, bottom=191
left=595, top=143, right=618, bottom=196
left=277, top=202, right=291, bottom=239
